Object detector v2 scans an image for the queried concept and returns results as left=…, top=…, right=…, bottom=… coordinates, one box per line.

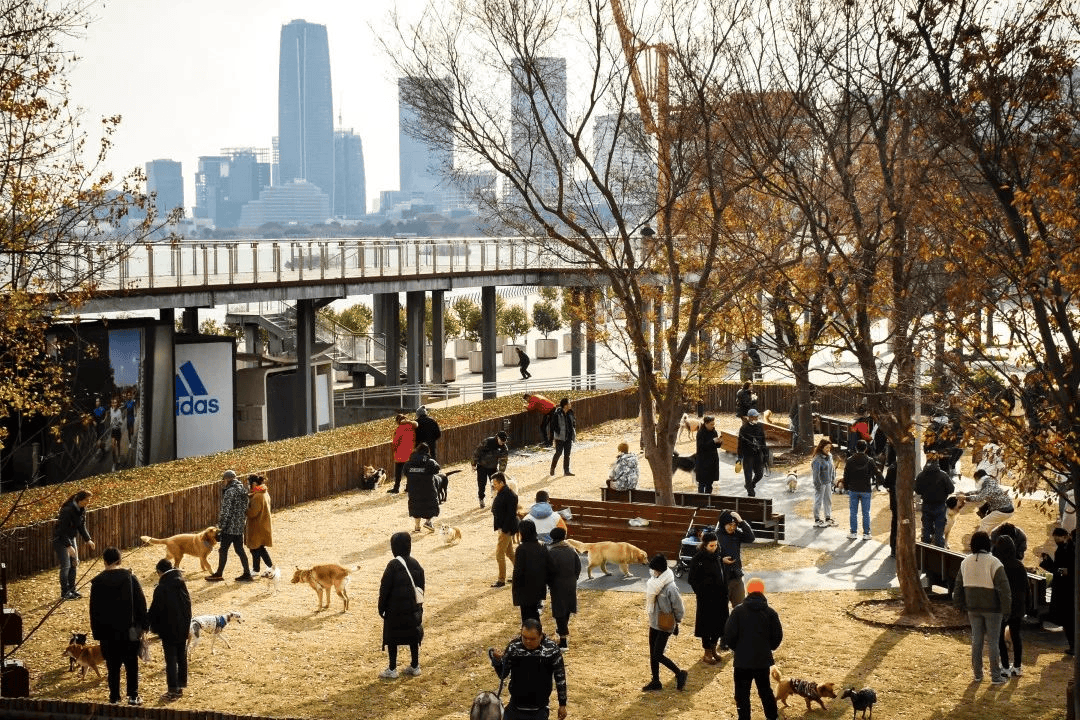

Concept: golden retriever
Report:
left=63, top=642, right=104, bottom=680
left=292, top=564, right=352, bottom=611
left=140, top=527, right=219, bottom=574
left=566, top=539, right=648, bottom=578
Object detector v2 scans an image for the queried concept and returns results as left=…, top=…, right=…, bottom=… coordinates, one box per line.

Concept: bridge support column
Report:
left=431, top=290, right=445, bottom=384
left=244, top=324, right=261, bottom=367
left=405, top=291, right=425, bottom=409
left=585, top=290, right=596, bottom=390
left=159, top=308, right=175, bottom=329
left=570, top=289, right=582, bottom=390
left=181, top=307, right=199, bottom=334
left=481, top=286, right=497, bottom=400
left=380, top=293, right=401, bottom=387
left=294, top=298, right=314, bottom=438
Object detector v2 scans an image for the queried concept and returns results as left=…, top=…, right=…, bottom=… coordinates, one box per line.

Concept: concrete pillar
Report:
left=385, top=293, right=401, bottom=387
left=294, top=298, right=314, bottom=437
left=431, top=290, right=445, bottom=384
left=405, top=291, right=425, bottom=409
left=570, top=290, right=583, bottom=390
left=373, top=292, right=389, bottom=367
left=585, top=290, right=597, bottom=390
left=159, top=308, right=175, bottom=329
left=481, top=286, right=497, bottom=399
left=243, top=324, right=261, bottom=368
left=181, top=307, right=199, bottom=334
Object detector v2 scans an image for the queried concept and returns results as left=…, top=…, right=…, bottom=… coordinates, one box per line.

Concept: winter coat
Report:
left=513, top=521, right=553, bottom=607
left=415, top=415, right=441, bottom=455
left=392, top=421, right=417, bottom=463
left=89, top=568, right=148, bottom=643
left=524, top=502, right=565, bottom=545
left=717, top=518, right=755, bottom=578
left=734, top=388, right=757, bottom=417
left=217, top=479, right=249, bottom=536
left=608, top=452, right=639, bottom=491
left=245, top=485, right=273, bottom=549
left=547, top=541, right=581, bottom=618
left=736, top=422, right=767, bottom=461
left=147, top=568, right=192, bottom=644
left=990, top=523, right=1028, bottom=560
left=687, top=548, right=729, bottom=640
left=551, top=408, right=576, bottom=442
left=52, top=500, right=91, bottom=549
left=915, top=463, right=954, bottom=506
left=998, top=555, right=1029, bottom=620
left=842, top=452, right=879, bottom=493
left=645, top=569, right=685, bottom=631
left=474, top=436, right=509, bottom=471
left=723, top=592, right=783, bottom=669
left=526, top=395, right=556, bottom=414
left=954, top=551, right=1011, bottom=614
left=968, top=473, right=1014, bottom=513
left=491, top=634, right=568, bottom=711
left=1040, top=539, right=1075, bottom=626
left=811, top=453, right=835, bottom=490
left=492, top=485, right=520, bottom=534
left=379, top=532, right=425, bottom=648
left=405, top=450, right=441, bottom=520
left=695, top=426, right=721, bottom=486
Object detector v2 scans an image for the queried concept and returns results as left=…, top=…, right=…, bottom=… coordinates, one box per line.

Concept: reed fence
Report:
left=0, top=696, right=307, bottom=720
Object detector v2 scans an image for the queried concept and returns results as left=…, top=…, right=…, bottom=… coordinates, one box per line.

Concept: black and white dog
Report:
left=672, top=452, right=698, bottom=481
left=188, top=611, right=242, bottom=655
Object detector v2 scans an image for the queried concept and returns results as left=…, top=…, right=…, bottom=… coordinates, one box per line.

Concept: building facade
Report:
left=278, top=19, right=334, bottom=199
left=334, top=129, right=366, bottom=219
left=398, top=76, right=454, bottom=207
left=510, top=57, right=570, bottom=203
left=145, top=159, right=184, bottom=220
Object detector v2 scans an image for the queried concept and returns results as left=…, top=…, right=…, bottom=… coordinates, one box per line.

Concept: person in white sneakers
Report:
left=378, top=532, right=425, bottom=680
left=810, top=439, right=837, bottom=528
left=954, top=530, right=1011, bottom=685
left=842, top=440, right=880, bottom=540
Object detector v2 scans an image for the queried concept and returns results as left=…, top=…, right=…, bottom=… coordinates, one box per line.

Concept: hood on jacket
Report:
left=519, top=519, right=539, bottom=543
left=742, top=592, right=770, bottom=611
left=529, top=502, right=554, bottom=519
left=390, top=531, right=412, bottom=557
left=408, top=449, right=429, bottom=463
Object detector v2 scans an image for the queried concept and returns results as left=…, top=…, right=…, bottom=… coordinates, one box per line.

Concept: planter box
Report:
left=502, top=344, right=525, bottom=366
left=442, top=358, right=457, bottom=382
left=535, top=338, right=558, bottom=359
left=454, top=338, right=475, bottom=359
left=468, top=350, right=484, bottom=374
left=496, top=335, right=509, bottom=349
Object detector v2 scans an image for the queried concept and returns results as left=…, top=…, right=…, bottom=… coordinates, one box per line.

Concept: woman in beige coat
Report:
left=246, top=474, right=274, bottom=576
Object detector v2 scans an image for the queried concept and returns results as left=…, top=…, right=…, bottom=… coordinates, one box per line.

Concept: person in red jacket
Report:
left=389, top=414, right=417, bottom=494
left=524, top=393, right=557, bottom=447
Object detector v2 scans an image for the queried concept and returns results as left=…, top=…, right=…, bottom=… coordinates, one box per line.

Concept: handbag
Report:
left=396, top=556, right=424, bottom=605
left=734, top=460, right=743, bottom=474
left=657, top=610, right=676, bottom=632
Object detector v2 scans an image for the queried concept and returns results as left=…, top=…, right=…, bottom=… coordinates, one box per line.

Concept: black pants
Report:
left=161, top=640, right=188, bottom=692
left=734, top=666, right=778, bottom=720
left=520, top=364, right=531, bottom=379
left=520, top=602, right=541, bottom=624
left=550, top=440, right=572, bottom=474
left=506, top=705, right=550, bottom=720
left=100, top=637, right=139, bottom=703
left=392, top=461, right=407, bottom=491
left=648, top=627, right=679, bottom=681
left=387, top=642, right=419, bottom=670
left=250, top=546, right=273, bottom=572
left=477, top=466, right=495, bottom=503
left=554, top=614, right=570, bottom=645
left=999, top=615, right=1023, bottom=668
left=214, top=533, right=250, bottom=576
left=540, top=412, right=554, bottom=445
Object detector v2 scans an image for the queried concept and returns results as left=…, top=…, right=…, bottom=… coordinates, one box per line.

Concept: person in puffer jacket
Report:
left=523, top=490, right=567, bottom=545
left=954, top=530, right=1012, bottom=684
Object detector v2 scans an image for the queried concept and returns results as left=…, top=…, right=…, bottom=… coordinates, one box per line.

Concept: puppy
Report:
left=841, top=687, right=878, bottom=720
left=440, top=524, right=463, bottom=546
left=943, top=492, right=974, bottom=547
left=786, top=472, right=799, bottom=493
left=63, top=641, right=103, bottom=679
left=566, top=539, right=648, bottom=579
left=470, top=690, right=505, bottom=720
left=67, top=632, right=87, bottom=672
left=772, top=666, right=837, bottom=711
left=140, top=526, right=219, bottom=574
left=188, top=611, right=242, bottom=655
left=672, top=452, right=698, bottom=481
left=680, top=413, right=703, bottom=442
left=292, top=564, right=352, bottom=611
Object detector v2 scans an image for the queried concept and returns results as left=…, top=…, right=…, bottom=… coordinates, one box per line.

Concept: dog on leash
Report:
left=188, top=611, right=242, bottom=655
left=772, top=666, right=837, bottom=710
left=841, top=687, right=878, bottom=719
left=470, top=690, right=504, bottom=719
left=679, top=413, right=703, bottom=441
left=139, top=527, right=219, bottom=574
left=292, top=564, right=352, bottom=611
left=786, top=472, right=799, bottom=493
left=440, top=524, right=463, bottom=546
left=566, top=539, right=648, bottom=578
left=63, top=640, right=104, bottom=679
left=672, top=452, right=698, bottom=482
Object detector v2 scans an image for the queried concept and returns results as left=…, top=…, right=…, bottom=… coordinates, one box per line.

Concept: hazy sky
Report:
left=66, top=0, right=418, bottom=215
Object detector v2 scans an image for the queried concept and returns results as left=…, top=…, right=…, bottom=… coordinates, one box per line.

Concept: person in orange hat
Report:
left=724, top=578, right=783, bottom=720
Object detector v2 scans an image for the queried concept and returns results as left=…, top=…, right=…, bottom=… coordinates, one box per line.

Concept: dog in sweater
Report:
left=187, top=611, right=242, bottom=654
left=772, top=666, right=837, bottom=710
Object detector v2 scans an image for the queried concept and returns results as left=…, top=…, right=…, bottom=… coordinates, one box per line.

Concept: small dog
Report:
left=292, top=564, right=352, bottom=611
left=262, top=566, right=282, bottom=593
left=679, top=413, right=703, bottom=441
left=566, top=539, right=648, bottom=578
left=440, top=524, right=463, bottom=546
left=841, top=687, right=878, bottom=719
left=67, top=632, right=87, bottom=671
left=188, top=611, right=242, bottom=655
left=786, top=472, right=799, bottom=493
left=762, top=409, right=789, bottom=428
left=63, top=641, right=103, bottom=679
left=772, top=666, right=837, bottom=710
left=672, top=452, right=698, bottom=481
left=470, top=690, right=505, bottom=720
left=140, top=527, right=219, bottom=574
left=360, top=465, right=387, bottom=491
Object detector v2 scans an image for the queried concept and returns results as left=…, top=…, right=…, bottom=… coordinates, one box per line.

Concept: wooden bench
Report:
left=547, top=497, right=700, bottom=560
left=600, top=488, right=785, bottom=542
left=915, top=541, right=1048, bottom=619
left=719, top=422, right=793, bottom=455
left=813, top=414, right=851, bottom=453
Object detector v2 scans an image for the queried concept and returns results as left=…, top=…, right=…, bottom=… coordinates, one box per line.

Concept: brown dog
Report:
left=63, top=642, right=104, bottom=680
left=566, top=539, right=648, bottom=578
left=292, top=564, right=352, bottom=611
left=140, top=527, right=219, bottom=574
left=440, top=524, right=463, bottom=546
left=771, top=666, right=837, bottom=711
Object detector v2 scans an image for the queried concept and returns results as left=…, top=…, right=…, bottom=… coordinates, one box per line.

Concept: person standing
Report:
left=687, top=530, right=729, bottom=664
left=546, top=527, right=580, bottom=650
left=516, top=347, right=532, bottom=380
left=473, top=431, right=509, bottom=509
left=723, top=578, right=783, bottom=720
left=206, top=470, right=252, bottom=582
left=513, top=520, right=553, bottom=623
left=954, top=530, right=1011, bottom=683
left=490, top=472, right=519, bottom=588
left=810, top=440, right=837, bottom=528
left=414, top=406, right=442, bottom=461
left=915, top=457, right=954, bottom=547
left=990, top=522, right=1028, bottom=561
left=695, top=417, right=723, bottom=494
left=993, top=535, right=1028, bottom=677
left=642, top=554, right=688, bottom=692
left=842, top=439, right=879, bottom=541
left=245, top=474, right=274, bottom=576
left=378, top=531, right=426, bottom=679
left=52, top=489, right=95, bottom=600
left=405, top=443, right=441, bottom=533
left=147, top=558, right=191, bottom=701
left=717, top=510, right=755, bottom=613
left=488, top=618, right=569, bottom=720
left=1039, top=527, right=1075, bottom=656
left=524, top=393, right=557, bottom=446
left=549, top=398, right=576, bottom=477
left=89, top=547, right=148, bottom=706
left=607, top=442, right=640, bottom=491
left=737, top=409, right=767, bottom=496
left=734, top=381, right=757, bottom=420
left=389, top=414, right=417, bottom=494
left=109, top=397, right=123, bottom=470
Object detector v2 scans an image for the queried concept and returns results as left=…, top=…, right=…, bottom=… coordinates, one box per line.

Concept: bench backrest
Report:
left=915, top=541, right=1048, bottom=617
left=601, top=487, right=772, bottom=522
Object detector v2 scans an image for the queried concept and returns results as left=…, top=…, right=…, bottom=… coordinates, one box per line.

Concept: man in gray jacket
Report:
left=207, top=470, right=252, bottom=582
left=954, top=530, right=1011, bottom=685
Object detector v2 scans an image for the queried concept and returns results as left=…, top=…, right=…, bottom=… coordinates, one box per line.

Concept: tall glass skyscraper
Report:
left=145, top=159, right=184, bottom=219
left=334, top=129, right=366, bottom=218
left=278, top=19, right=334, bottom=202
left=510, top=57, right=569, bottom=202
left=398, top=76, right=454, bottom=204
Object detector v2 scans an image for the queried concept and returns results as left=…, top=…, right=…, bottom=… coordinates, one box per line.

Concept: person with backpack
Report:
left=473, top=431, right=509, bottom=509
left=405, top=442, right=441, bottom=534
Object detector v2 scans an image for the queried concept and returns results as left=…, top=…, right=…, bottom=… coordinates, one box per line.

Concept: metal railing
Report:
left=334, top=372, right=632, bottom=408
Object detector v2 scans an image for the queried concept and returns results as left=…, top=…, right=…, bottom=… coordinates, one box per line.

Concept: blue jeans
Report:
left=54, top=543, right=78, bottom=596
left=968, top=611, right=1003, bottom=681
left=921, top=503, right=947, bottom=546
left=849, top=491, right=871, bottom=534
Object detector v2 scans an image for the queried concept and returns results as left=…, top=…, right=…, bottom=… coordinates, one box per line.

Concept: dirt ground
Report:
left=9, top=416, right=1074, bottom=719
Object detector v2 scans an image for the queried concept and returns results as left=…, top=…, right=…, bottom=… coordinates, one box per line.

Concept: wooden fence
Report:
left=0, top=389, right=639, bottom=580
left=697, top=382, right=866, bottom=417
left=0, top=696, right=307, bottom=720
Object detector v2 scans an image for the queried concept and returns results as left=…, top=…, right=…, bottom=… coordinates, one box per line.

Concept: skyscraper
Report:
left=398, top=76, right=454, bottom=204
left=145, top=159, right=184, bottom=219
left=278, top=19, right=334, bottom=200
left=334, top=129, right=366, bottom=219
left=510, top=57, right=569, bottom=202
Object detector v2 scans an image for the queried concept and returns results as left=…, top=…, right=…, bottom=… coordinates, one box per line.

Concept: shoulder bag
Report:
left=396, top=556, right=424, bottom=605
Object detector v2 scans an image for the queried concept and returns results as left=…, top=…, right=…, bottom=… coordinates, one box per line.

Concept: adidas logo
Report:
left=175, top=360, right=220, bottom=416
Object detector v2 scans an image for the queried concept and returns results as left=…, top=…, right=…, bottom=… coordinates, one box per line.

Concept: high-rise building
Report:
left=194, top=155, right=227, bottom=224
left=145, top=159, right=184, bottom=219
left=278, top=19, right=334, bottom=199
left=237, top=181, right=330, bottom=227
left=510, top=57, right=569, bottom=202
left=334, top=129, right=366, bottom=219
left=591, top=112, right=655, bottom=206
left=194, top=150, right=271, bottom=228
left=398, top=77, right=454, bottom=205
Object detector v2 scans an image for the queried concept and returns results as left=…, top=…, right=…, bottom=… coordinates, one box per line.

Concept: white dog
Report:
left=786, top=472, right=798, bottom=493
left=188, top=611, right=242, bottom=655
left=679, top=413, right=703, bottom=441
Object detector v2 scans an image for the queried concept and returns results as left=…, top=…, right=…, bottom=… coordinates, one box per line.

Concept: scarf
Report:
left=645, top=568, right=675, bottom=616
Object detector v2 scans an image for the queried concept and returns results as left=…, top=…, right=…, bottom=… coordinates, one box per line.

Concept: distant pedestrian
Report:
left=206, top=470, right=252, bottom=582
left=810, top=440, right=837, bottom=528
left=915, top=457, right=954, bottom=547
left=549, top=398, right=576, bottom=477
left=245, top=474, right=274, bottom=575
left=695, top=417, right=723, bottom=494
left=992, top=535, right=1027, bottom=678
left=147, top=558, right=191, bottom=701
left=724, top=578, right=782, bottom=720
left=513, top=520, right=553, bottom=623
left=524, top=393, right=557, bottom=446
left=842, top=439, right=879, bottom=541
left=378, top=531, right=425, bottom=680
left=405, top=443, right=440, bottom=533
left=734, top=382, right=757, bottom=420
left=488, top=618, right=568, bottom=720
left=388, top=414, right=417, bottom=494
left=89, top=547, right=148, bottom=706
left=547, top=527, right=580, bottom=650
left=687, top=530, right=728, bottom=664
left=473, top=431, right=509, bottom=509
left=414, top=406, right=442, bottom=460
left=52, top=489, right=95, bottom=601
left=642, top=554, right=688, bottom=693
left=954, top=530, right=1011, bottom=683
left=737, top=409, right=767, bottom=496
left=607, top=442, right=640, bottom=492
left=489, top=472, right=519, bottom=588
left=517, top=348, right=532, bottom=380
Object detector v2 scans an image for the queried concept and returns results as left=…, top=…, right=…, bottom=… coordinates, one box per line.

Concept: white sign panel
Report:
left=175, top=341, right=234, bottom=459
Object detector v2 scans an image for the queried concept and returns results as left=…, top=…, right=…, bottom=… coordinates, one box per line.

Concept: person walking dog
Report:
left=206, top=470, right=252, bottom=582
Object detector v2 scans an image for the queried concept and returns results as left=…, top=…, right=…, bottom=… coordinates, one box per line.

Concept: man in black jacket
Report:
left=473, top=431, right=509, bottom=509
left=490, top=472, right=519, bottom=588
left=414, top=406, right=442, bottom=460
left=914, top=457, right=954, bottom=547
left=89, top=547, right=148, bottom=706
left=724, top=578, right=782, bottom=720
left=52, top=490, right=95, bottom=600
left=147, top=558, right=192, bottom=700
left=737, top=409, right=768, bottom=496
left=842, top=440, right=880, bottom=541
left=489, top=618, right=569, bottom=720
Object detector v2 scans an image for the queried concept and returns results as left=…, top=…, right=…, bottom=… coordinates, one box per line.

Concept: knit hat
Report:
left=746, top=577, right=766, bottom=595
left=718, top=510, right=735, bottom=527
left=747, top=409, right=759, bottom=417
left=549, top=527, right=566, bottom=543
left=649, top=554, right=668, bottom=572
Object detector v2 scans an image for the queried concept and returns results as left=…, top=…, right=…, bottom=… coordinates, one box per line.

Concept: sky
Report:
left=66, top=0, right=421, bottom=215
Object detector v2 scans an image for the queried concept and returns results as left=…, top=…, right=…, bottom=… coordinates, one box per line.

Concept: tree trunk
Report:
left=892, top=437, right=933, bottom=615
left=792, top=359, right=814, bottom=453
left=638, top=378, right=677, bottom=506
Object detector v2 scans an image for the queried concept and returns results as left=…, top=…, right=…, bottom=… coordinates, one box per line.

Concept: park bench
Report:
left=719, top=421, right=793, bottom=455
left=547, top=497, right=699, bottom=560
left=813, top=414, right=851, bottom=453
left=600, top=487, right=785, bottom=542
left=915, top=541, right=1048, bottom=619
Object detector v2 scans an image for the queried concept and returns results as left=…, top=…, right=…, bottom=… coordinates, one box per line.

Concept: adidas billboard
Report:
left=174, top=340, right=234, bottom=459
